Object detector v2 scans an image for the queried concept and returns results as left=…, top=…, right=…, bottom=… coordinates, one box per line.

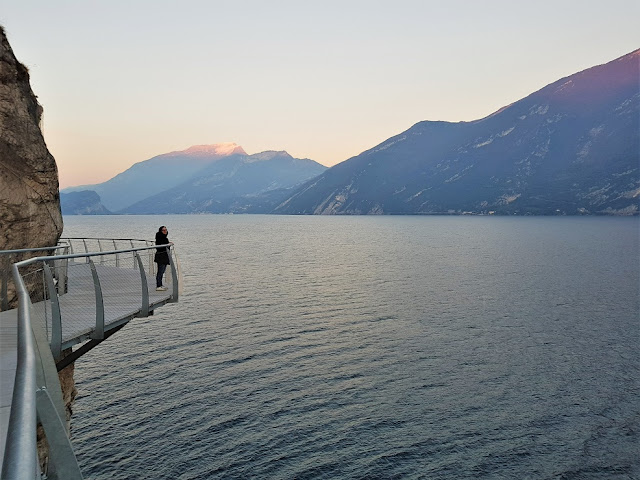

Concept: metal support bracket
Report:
left=168, top=250, right=179, bottom=303
left=134, top=252, right=149, bottom=317
left=56, top=324, right=126, bottom=372
left=36, top=388, right=83, bottom=479
left=44, top=262, right=63, bottom=359
left=88, top=258, right=105, bottom=340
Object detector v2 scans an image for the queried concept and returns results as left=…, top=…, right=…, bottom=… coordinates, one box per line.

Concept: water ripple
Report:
left=61, top=215, right=640, bottom=479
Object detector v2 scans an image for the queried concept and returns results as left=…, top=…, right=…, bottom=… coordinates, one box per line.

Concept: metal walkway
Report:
left=0, top=239, right=180, bottom=479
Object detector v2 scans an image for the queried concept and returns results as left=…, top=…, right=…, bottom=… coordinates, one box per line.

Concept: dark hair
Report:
left=158, top=226, right=166, bottom=233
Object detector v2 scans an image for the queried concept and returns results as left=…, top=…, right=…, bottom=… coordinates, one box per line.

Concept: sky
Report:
left=2, top=1, right=639, bottom=188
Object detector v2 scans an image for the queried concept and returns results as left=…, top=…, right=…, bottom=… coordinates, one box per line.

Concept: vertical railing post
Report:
left=0, top=254, right=9, bottom=311
left=134, top=252, right=149, bottom=317
left=44, top=262, right=63, bottom=359
left=130, top=241, right=136, bottom=270
left=151, top=243, right=156, bottom=276
left=56, top=250, right=69, bottom=296
left=113, top=240, right=119, bottom=267
left=98, top=239, right=104, bottom=265
left=148, top=242, right=154, bottom=274
left=88, top=258, right=105, bottom=340
left=42, top=269, right=49, bottom=338
left=168, top=247, right=179, bottom=303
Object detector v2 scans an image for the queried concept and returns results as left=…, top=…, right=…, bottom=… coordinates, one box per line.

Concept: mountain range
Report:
left=62, top=143, right=248, bottom=212
left=61, top=145, right=327, bottom=214
left=61, top=49, right=639, bottom=216
left=275, top=49, right=639, bottom=215
left=122, top=150, right=327, bottom=214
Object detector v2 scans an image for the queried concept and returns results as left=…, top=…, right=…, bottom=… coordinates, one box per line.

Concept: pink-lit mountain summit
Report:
left=166, top=143, right=247, bottom=158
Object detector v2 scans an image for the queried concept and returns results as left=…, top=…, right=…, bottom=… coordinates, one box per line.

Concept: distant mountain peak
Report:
left=168, top=143, right=247, bottom=157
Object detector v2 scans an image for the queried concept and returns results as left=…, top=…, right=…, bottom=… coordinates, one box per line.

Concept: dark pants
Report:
left=156, top=263, right=167, bottom=287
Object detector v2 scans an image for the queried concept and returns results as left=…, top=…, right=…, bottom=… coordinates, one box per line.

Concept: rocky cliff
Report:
left=0, top=26, right=63, bottom=250
left=0, top=26, right=71, bottom=474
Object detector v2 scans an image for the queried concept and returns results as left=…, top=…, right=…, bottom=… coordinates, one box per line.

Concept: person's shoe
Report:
left=156, top=286, right=168, bottom=291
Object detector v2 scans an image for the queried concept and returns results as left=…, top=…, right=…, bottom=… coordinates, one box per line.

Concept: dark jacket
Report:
left=154, top=232, right=170, bottom=265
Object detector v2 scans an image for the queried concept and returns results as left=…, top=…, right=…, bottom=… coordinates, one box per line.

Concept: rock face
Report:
left=0, top=27, right=63, bottom=249
left=0, top=26, right=64, bottom=309
left=0, top=27, right=69, bottom=474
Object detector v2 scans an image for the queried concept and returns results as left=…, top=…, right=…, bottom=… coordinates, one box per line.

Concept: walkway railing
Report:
left=0, top=245, right=70, bottom=312
left=1, top=240, right=180, bottom=480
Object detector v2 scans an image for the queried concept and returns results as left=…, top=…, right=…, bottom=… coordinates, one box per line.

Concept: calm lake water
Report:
left=61, top=215, right=639, bottom=479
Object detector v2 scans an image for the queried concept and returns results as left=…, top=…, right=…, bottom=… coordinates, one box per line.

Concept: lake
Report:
left=61, top=215, right=639, bottom=479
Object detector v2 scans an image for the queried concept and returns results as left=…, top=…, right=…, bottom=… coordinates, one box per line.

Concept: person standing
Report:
left=154, top=226, right=170, bottom=291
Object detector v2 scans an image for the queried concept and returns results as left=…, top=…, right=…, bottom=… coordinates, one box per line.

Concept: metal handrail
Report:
left=1, top=245, right=70, bottom=312
left=59, top=238, right=150, bottom=241
left=18, top=243, right=173, bottom=263
left=16, top=243, right=178, bottom=355
left=58, top=238, right=153, bottom=255
left=1, top=241, right=179, bottom=479
left=0, top=245, right=69, bottom=255
left=1, top=263, right=38, bottom=480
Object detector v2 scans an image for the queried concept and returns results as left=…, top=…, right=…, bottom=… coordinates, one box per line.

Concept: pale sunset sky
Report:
left=2, top=1, right=639, bottom=188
